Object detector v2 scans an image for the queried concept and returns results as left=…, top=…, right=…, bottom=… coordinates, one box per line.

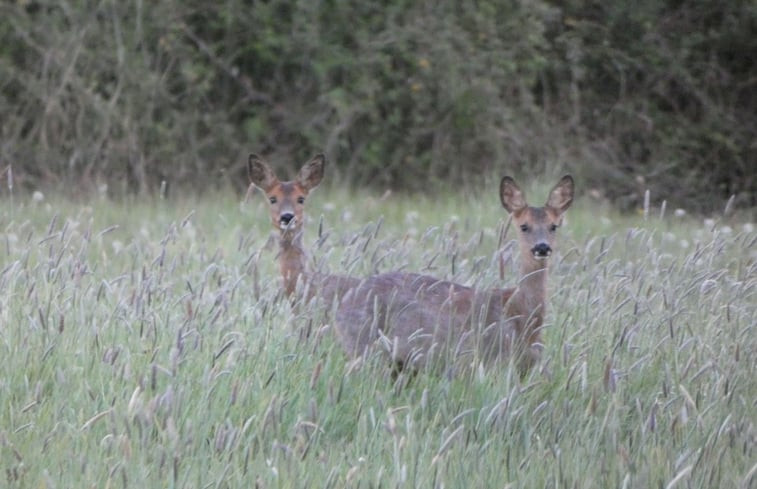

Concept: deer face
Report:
left=248, top=154, right=325, bottom=238
left=500, top=175, right=574, bottom=266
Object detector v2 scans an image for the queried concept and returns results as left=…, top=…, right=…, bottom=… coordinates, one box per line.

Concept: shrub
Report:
left=1, top=0, right=754, bottom=211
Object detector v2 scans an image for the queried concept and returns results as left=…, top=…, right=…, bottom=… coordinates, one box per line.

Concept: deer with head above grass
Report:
left=334, top=175, right=574, bottom=375
left=247, top=153, right=358, bottom=306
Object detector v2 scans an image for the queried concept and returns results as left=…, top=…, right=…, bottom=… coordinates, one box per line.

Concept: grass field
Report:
left=1, top=182, right=755, bottom=488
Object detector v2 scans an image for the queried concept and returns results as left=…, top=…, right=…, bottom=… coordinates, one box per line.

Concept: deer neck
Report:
left=278, top=231, right=310, bottom=298
left=510, top=259, right=549, bottom=343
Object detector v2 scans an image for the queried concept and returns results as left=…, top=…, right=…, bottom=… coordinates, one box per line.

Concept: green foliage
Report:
left=542, top=0, right=757, bottom=210
left=0, top=0, right=755, bottom=211
left=0, top=189, right=754, bottom=487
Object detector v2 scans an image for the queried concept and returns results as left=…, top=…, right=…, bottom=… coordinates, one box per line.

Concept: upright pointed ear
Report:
left=500, top=176, right=527, bottom=213
left=546, top=175, right=574, bottom=214
left=248, top=154, right=278, bottom=190
left=297, top=154, right=326, bottom=191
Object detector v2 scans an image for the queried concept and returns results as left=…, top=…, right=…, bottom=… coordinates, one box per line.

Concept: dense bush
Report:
left=542, top=0, right=757, bottom=210
left=1, top=0, right=754, bottom=211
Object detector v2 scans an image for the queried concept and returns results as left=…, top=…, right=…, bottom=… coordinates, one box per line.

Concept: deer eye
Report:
left=549, top=224, right=558, bottom=232
left=520, top=224, right=529, bottom=232
left=268, top=196, right=277, bottom=204
left=297, top=196, right=305, bottom=204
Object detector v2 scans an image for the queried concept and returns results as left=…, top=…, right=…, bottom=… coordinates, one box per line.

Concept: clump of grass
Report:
left=0, top=188, right=754, bottom=487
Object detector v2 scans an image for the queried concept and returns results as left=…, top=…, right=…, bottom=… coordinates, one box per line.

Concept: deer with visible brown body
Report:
left=334, top=175, right=574, bottom=375
left=248, top=154, right=358, bottom=306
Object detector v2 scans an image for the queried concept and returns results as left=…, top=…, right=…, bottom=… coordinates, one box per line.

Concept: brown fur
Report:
left=248, top=154, right=359, bottom=305
left=334, top=175, right=574, bottom=375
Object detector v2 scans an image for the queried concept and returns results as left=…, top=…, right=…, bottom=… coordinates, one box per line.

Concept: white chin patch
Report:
left=533, top=253, right=550, bottom=260
left=279, top=221, right=296, bottom=230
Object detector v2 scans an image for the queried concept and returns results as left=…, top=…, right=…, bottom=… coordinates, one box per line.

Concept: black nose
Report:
left=531, top=243, right=551, bottom=257
left=280, top=213, right=295, bottom=225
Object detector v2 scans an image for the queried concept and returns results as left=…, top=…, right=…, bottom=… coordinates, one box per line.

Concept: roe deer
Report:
left=335, top=175, right=574, bottom=375
left=248, top=153, right=358, bottom=305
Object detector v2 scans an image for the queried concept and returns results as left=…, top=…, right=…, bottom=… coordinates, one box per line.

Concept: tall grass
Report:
left=0, top=185, right=754, bottom=488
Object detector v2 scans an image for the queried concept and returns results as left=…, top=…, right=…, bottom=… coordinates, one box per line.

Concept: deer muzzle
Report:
left=531, top=242, right=552, bottom=259
left=279, top=212, right=296, bottom=230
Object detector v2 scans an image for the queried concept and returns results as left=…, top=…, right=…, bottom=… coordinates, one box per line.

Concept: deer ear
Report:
left=248, top=154, right=278, bottom=190
left=546, top=175, right=574, bottom=214
left=500, top=176, right=527, bottom=213
left=297, top=154, right=326, bottom=191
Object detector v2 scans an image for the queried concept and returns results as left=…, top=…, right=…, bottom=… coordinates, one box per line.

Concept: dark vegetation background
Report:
left=1, top=0, right=755, bottom=212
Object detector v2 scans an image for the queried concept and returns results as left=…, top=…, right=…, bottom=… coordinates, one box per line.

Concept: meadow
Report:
left=1, top=180, right=755, bottom=488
